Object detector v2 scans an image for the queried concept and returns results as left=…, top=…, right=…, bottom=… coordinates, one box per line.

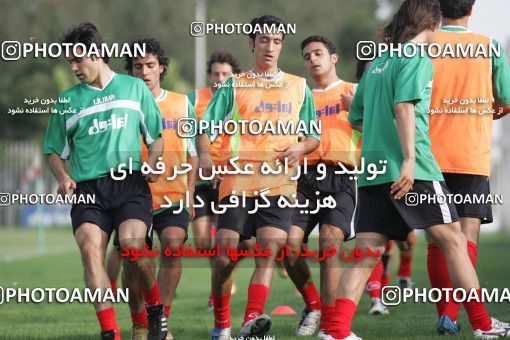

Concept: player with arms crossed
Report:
left=197, top=15, right=320, bottom=340
left=43, top=23, right=166, bottom=340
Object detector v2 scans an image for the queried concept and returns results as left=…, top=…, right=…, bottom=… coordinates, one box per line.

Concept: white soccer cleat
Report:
left=492, top=318, right=510, bottom=329
left=317, top=330, right=362, bottom=340
left=296, top=307, right=321, bottom=336
left=238, top=314, right=272, bottom=338
left=368, top=298, right=389, bottom=315
left=211, top=327, right=231, bottom=340
left=473, top=327, right=510, bottom=339
left=397, top=276, right=413, bottom=289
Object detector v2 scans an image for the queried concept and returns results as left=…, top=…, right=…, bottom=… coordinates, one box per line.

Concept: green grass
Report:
left=0, top=227, right=509, bottom=339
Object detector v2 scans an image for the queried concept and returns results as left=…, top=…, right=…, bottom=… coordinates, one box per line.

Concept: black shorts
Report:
left=71, top=171, right=152, bottom=235
left=194, top=183, right=219, bottom=219
left=443, top=173, right=493, bottom=224
left=292, top=165, right=357, bottom=243
left=217, top=195, right=294, bottom=241
left=356, top=180, right=459, bottom=241
left=153, top=207, right=190, bottom=234
left=113, top=206, right=190, bottom=249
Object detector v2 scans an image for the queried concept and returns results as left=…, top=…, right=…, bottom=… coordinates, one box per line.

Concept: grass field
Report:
left=0, top=227, right=509, bottom=340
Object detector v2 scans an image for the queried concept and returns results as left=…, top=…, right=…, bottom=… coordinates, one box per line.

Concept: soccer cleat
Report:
left=437, top=314, right=460, bottom=335
left=368, top=298, right=389, bottom=315
left=492, top=318, right=510, bottom=330
left=147, top=304, right=168, bottom=340
left=101, top=330, right=117, bottom=340
left=238, top=314, right=272, bottom=338
left=132, top=324, right=148, bottom=340
left=296, top=307, right=321, bottom=336
left=473, top=327, right=510, bottom=339
left=397, top=276, right=413, bottom=289
left=317, top=330, right=362, bottom=340
left=165, top=329, right=174, bottom=340
left=211, top=327, right=231, bottom=340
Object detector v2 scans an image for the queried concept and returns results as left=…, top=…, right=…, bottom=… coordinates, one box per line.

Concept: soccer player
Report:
left=281, top=35, right=360, bottom=336
left=323, top=1, right=509, bottom=339
left=123, top=37, right=199, bottom=340
left=427, top=0, right=510, bottom=335
left=197, top=15, right=320, bottom=340
left=187, top=50, right=242, bottom=311
left=43, top=23, right=166, bottom=340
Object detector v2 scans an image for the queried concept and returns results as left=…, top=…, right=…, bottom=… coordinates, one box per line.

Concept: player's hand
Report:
left=274, top=142, right=305, bottom=167
left=199, top=153, right=214, bottom=178
left=57, top=175, right=76, bottom=198
left=144, top=173, right=160, bottom=183
left=341, top=88, right=354, bottom=111
left=391, top=158, right=415, bottom=199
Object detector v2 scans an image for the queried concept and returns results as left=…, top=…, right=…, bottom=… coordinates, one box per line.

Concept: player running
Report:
left=427, top=0, right=510, bottom=335
left=322, top=1, right=509, bottom=339
left=43, top=23, right=166, bottom=340
left=197, top=15, right=320, bottom=340
left=187, top=50, right=242, bottom=311
left=282, top=35, right=360, bottom=337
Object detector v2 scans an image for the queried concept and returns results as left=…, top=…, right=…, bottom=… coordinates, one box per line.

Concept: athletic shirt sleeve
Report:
left=349, top=77, right=365, bottom=127
left=491, top=39, right=510, bottom=106
left=186, top=97, right=198, bottom=157
left=187, top=90, right=196, bottom=107
left=201, top=77, right=234, bottom=140
left=43, top=101, right=69, bottom=159
left=139, top=81, right=162, bottom=146
left=393, top=53, right=433, bottom=106
left=299, top=84, right=320, bottom=141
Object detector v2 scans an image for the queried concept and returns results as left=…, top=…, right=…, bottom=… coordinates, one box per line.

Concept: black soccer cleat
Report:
left=147, top=304, right=168, bottom=340
left=100, top=329, right=116, bottom=340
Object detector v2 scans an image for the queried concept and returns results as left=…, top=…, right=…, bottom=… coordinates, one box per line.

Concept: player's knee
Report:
left=213, top=254, right=233, bottom=271
left=118, top=237, right=144, bottom=250
left=80, top=243, right=103, bottom=267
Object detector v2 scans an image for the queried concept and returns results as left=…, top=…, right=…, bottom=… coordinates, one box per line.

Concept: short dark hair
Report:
left=439, top=0, right=475, bottom=19
left=206, top=50, right=241, bottom=75
left=300, top=35, right=338, bottom=56
left=124, top=38, right=170, bottom=81
left=61, top=22, right=109, bottom=63
left=248, top=14, right=286, bottom=42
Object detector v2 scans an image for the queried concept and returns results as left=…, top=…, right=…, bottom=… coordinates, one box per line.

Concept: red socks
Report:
left=244, top=284, right=270, bottom=324
left=131, top=309, right=148, bottom=328
left=96, top=307, right=120, bottom=339
left=427, top=242, right=490, bottom=331
left=164, top=304, right=171, bottom=318
left=213, top=293, right=231, bottom=328
left=143, top=281, right=161, bottom=306
left=366, top=261, right=384, bottom=299
left=398, top=254, right=413, bottom=277
left=298, top=282, right=322, bottom=310
left=319, top=304, right=336, bottom=332
left=329, top=298, right=357, bottom=339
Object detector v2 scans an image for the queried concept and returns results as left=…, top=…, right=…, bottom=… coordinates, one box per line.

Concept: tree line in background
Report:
left=0, top=0, right=394, bottom=140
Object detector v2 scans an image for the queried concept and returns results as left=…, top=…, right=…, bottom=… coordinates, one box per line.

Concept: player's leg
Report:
left=366, top=259, right=387, bottom=315
left=239, top=225, right=288, bottom=338
left=105, top=240, right=122, bottom=291
left=211, top=228, right=240, bottom=339
left=283, top=225, right=321, bottom=336
left=158, top=226, right=186, bottom=340
left=325, top=232, right=387, bottom=340
left=426, top=222, right=508, bottom=337
left=395, top=230, right=415, bottom=288
left=74, top=222, right=121, bottom=339
left=121, top=259, right=147, bottom=340
left=381, top=240, right=393, bottom=287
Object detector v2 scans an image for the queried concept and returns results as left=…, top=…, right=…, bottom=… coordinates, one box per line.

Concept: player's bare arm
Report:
left=391, top=102, right=416, bottom=200
left=145, top=136, right=164, bottom=182
left=274, top=137, right=319, bottom=166
left=47, top=153, right=76, bottom=197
